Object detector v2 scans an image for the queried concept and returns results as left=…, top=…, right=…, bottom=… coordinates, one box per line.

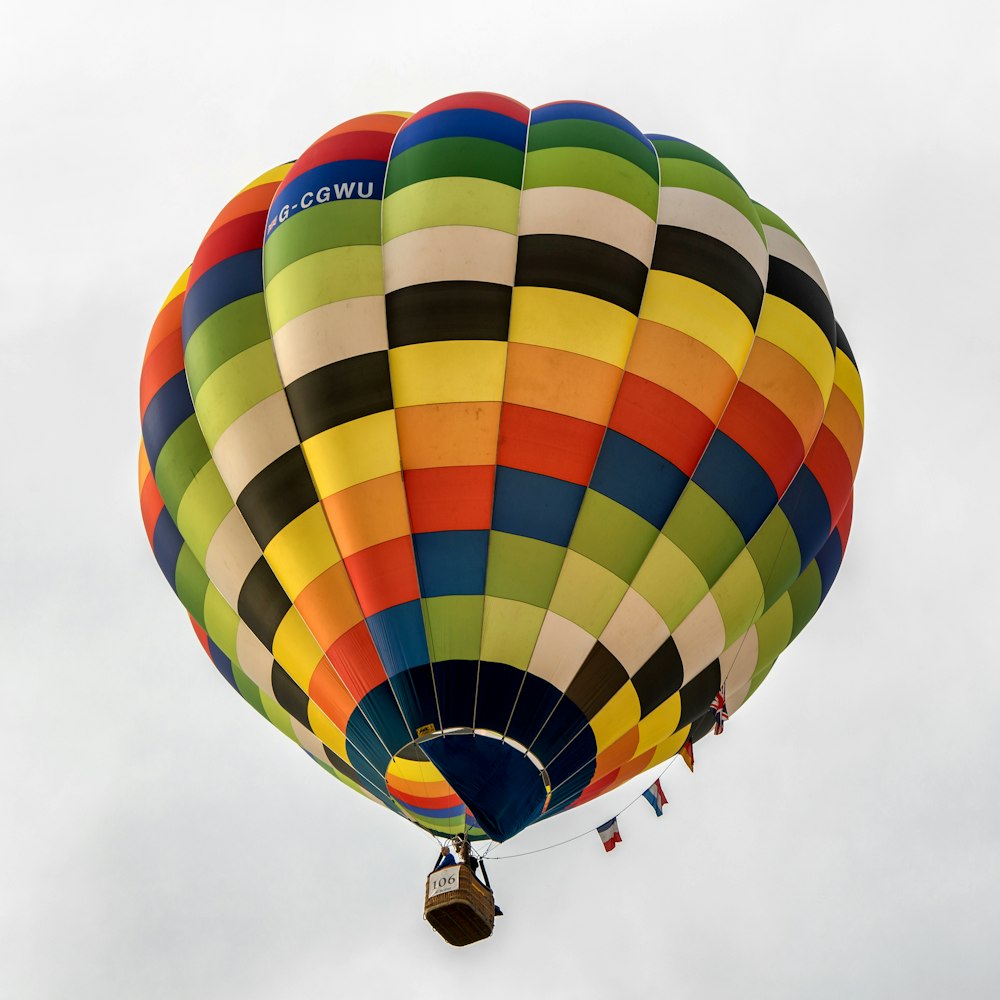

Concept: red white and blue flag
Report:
left=642, top=778, right=668, bottom=817
left=597, top=818, right=622, bottom=853
left=711, top=688, right=729, bottom=735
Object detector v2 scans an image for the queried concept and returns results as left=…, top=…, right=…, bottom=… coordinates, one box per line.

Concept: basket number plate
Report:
left=428, top=866, right=461, bottom=899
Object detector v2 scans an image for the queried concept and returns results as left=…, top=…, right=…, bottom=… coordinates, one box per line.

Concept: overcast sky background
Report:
left=1, top=1, right=997, bottom=996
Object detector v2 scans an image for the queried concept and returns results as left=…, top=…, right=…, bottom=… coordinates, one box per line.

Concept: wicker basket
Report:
left=424, top=864, right=495, bottom=947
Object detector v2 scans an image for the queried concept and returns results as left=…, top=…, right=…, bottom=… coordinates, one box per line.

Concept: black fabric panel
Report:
left=285, top=352, right=393, bottom=440
left=271, top=662, right=312, bottom=730
left=687, top=712, right=716, bottom=744
left=678, top=660, right=722, bottom=728
left=651, top=225, right=764, bottom=327
left=836, top=322, right=857, bottom=368
left=632, top=637, right=684, bottom=718
left=237, top=447, right=318, bottom=549
left=766, top=257, right=836, bottom=349
left=385, top=281, right=512, bottom=347
left=433, top=659, right=478, bottom=730
left=237, top=557, right=291, bottom=650
left=472, top=661, right=526, bottom=735
left=514, top=234, right=649, bottom=314
left=564, top=643, right=629, bottom=721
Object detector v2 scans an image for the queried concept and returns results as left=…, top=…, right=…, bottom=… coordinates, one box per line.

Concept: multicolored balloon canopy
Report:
left=139, top=92, right=863, bottom=843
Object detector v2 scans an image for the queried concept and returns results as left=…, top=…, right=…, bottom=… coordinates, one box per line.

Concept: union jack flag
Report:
left=711, top=688, right=729, bottom=735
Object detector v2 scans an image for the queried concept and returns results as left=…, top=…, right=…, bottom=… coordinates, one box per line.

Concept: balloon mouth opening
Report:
left=396, top=728, right=553, bottom=842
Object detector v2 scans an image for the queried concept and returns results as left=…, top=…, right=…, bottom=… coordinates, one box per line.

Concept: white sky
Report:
left=1, top=1, right=997, bottom=996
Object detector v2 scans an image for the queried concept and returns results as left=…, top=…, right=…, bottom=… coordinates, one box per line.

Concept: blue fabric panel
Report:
left=151, top=508, right=184, bottom=589
left=207, top=636, right=237, bottom=690
left=814, top=528, right=844, bottom=600
left=433, top=659, right=477, bottom=730
left=492, top=466, right=584, bottom=547
left=392, top=664, right=439, bottom=741
left=265, top=160, right=388, bottom=238
left=348, top=682, right=404, bottom=773
left=694, top=432, right=778, bottom=542
left=531, top=101, right=647, bottom=143
left=181, top=250, right=262, bottom=346
left=142, top=372, right=195, bottom=469
left=591, top=430, right=688, bottom=527
left=391, top=108, right=528, bottom=158
left=421, top=734, right=547, bottom=842
left=780, top=466, right=833, bottom=571
left=413, top=530, right=489, bottom=597
left=367, top=600, right=430, bottom=676
left=469, top=661, right=526, bottom=734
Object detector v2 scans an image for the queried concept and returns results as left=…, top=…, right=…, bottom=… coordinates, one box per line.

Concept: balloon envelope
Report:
left=139, top=93, right=863, bottom=843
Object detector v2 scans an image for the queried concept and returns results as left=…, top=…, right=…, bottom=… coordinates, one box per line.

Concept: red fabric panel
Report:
left=610, top=372, right=714, bottom=475
left=344, top=535, right=420, bottom=616
left=404, top=466, right=495, bottom=533
left=496, top=404, right=604, bottom=485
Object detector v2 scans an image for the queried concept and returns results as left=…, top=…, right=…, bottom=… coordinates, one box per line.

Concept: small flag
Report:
left=597, top=818, right=622, bottom=853
left=711, top=688, right=729, bottom=735
left=680, top=739, right=695, bottom=772
left=642, top=779, right=668, bottom=817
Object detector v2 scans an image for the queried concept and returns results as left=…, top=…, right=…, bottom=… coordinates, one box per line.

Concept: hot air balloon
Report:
left=139, top=92, right=863, bottom=873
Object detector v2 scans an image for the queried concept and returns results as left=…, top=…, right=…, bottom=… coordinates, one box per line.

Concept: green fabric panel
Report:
left=523, top=147, right=659, bottom=220
left=748, top=594, right=794, bottom=696
left=175, top=464, right=234, bottom=564
left=549, top=550, right=628, bottom=638
left=481, top=598, right=546, bottom=669
left=174, top=545, right=211, bottom=622
left=663, top=484, right=746, bottom=586
left=153, top=415, right=212, bottom=519
left=650, top=138, right=741, bottom=184
left=656, top=159, right=764, bottom=239
left=265, top=245, right=385, bottom=330
left=384, top=137, right=525, bottom=196
left=485, top=531, right=564, bottom=608
left=233, top=663, right=265, bottom=714
left=203, top=586, right=240, bottom=661
left=528, top=120, right=659, bottom=180
left=787, top=562, right=823, bottom=641
left=263, top=200, right=383, bottom=284
left=259, top=692, right=297, bottom=741
left=382, top=178, right=521, bottom=241
left=570, top=490, right=658, bottom=581
left=423, top=596, right=485, bottom=661
left=631, top=534, right=708, bottom=632
left=711, top=549, right=765, bottom=648
left=184, top=294, right=271, bottom=400
left=753, top=201, right=801, bottom=241
left=194, top=345, right=284, bottom=449
left=748, top=508, right=803, bottom=612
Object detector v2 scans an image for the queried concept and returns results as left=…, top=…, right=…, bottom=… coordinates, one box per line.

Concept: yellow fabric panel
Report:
left=389, top=340, right=507, bottom=407
left=271, top=611, right=324, bottom=690
left=756, top=295, right=836, bottom=404
left=631, top=535, right=708, bottom=632
left=160, top=268, right=190, bottom=310
left=640, top=271, right=755, bottom=374
left=263, top=504, right=341, bottom=600
left=307, top=705, right=350, bottom=762
left=264, top=245, right=384, bottom=330
left=137, top=444, right=150, bottom=492
left=509, top=286, right=635, bottom=368
left=481, top=597, right=546, bottom=670
left=386, top=753, right=449, bottom=785
left=710, top=548, right=766, bottom=648
left=644, top=725, right=692, bottom=769
left=834, top=348, right=865, bottom=424
left=589, top=683, right=642, bottom=751
left=634, top=693, right=682, bottom=756
left=302, top=410, right=401, bottom=496
left=381, top=177, right=521, bottom=241
left=239, top=162, right=292, bottom=193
